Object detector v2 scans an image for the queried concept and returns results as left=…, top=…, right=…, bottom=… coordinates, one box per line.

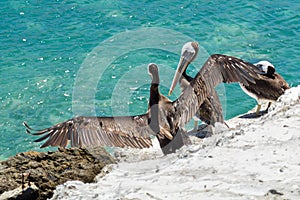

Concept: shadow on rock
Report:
left=239, top=110, right=268, bottom=119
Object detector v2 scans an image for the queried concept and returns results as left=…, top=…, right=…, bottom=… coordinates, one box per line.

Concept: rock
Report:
left=0, top=183, right=39, bottom=200
left=0, top=147, right=115, bottom=200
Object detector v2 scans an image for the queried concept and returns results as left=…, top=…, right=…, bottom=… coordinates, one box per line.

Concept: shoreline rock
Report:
left=0, top=147, right=115, bottom=200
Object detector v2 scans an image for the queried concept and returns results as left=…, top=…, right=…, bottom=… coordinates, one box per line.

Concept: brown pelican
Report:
left=169, top=42, right=225, bottom=133
left=25, top=53, right=260, bottom=154
left=148, top=64, right=191, bottom=154
left=24, top=63, right=191, bottom=155
left=24, top=64, right=166, bottom=150
left=240, top=60, right=290, bottom=115
left=153, top=51, right=261, bottom=153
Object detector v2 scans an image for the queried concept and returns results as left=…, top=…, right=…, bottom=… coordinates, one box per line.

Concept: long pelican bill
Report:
left=169, top=56, right=186, bottom=95
left=169, top=42, right=199, bottom=95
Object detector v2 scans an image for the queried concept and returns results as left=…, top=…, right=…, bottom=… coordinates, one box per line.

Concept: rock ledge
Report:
left=0, top=147, right=114, bottom=200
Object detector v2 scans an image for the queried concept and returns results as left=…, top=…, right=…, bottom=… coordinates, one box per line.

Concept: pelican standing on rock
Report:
left=24, top=47, right=261, bottom=154
left=169, top=42, right=225, bottom=133
left=239, top=60, right=290, bottom=115
left=147, top=64, right=191, bottom=154
left=24, top=64, right=166, bottom=150
left=151, top=49, right=261, bottom=153
left=24, top=63, right=190, bottom=155
left=24, top=55, right=257, bottom=154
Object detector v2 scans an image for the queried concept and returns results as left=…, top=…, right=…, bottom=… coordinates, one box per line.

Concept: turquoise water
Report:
left=1, top=0, right=299, bottom=160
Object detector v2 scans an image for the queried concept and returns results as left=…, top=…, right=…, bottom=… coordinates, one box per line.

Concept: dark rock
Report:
left=0, top=147, right=115, bottom=200
left=0, top=183, right=39, bottom=200
left=267, top=189, right=284, bottom=196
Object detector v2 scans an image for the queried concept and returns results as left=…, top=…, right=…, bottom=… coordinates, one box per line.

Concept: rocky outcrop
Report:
left=0, top=147, right=115, bottom=200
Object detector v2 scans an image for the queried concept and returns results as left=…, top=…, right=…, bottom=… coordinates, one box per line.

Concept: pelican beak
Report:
left=168, top=50, right=196, bottom=95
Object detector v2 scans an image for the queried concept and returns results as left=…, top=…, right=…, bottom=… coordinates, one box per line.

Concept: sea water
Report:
left=1, top=0, right=299, bottom=160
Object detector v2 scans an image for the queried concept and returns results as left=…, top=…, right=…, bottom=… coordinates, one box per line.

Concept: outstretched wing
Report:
left=173, top=54, right=260, bottom=126
left=24, top=114, right=154, bottom=149
left=199, top=54, right=260, bottom=92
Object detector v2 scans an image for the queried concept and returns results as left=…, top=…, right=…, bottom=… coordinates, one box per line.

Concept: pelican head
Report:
left=169, top=42, right=199, bottom=95
left=254, top=61, right=275, bottom=75
left=148, top=63, right=159, bottom=84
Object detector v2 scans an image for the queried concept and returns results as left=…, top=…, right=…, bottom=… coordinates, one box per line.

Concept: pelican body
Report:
left=24, top=64, right=163, bottom=150
left=153, top=47, right=261, bottom=152
left=24, top=64, right=189, bottom=155
left=170, top=42, right=224, bottom=130
left=240, top=61, right=290, bottom=114
left=25, top=42, right=262, bottom=154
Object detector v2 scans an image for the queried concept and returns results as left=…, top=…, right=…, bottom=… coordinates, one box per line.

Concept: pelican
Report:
left=169, top=42, right=225, bottom=132
left=24, top=63, right=191, bottom=155
left=147, top=64, right=191, bottom=154
left=25, top=52, right=260, bottom=154
left=240, top=60, right=290, bottom=115
left=24, top=64, right=167, bottom=150
left=152, top=50, right=261, bottom=153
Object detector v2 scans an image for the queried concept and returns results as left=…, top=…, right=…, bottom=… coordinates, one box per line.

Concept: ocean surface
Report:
left=1, top=0, right=299, bottom=160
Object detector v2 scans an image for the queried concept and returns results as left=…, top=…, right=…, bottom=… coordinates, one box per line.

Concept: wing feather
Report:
left=172, top=81, right=201, bottom=127
left=70, top=126, right=79, bottom=147
left=173, top=54, right=260, bottom=127
left=199, top=54, right=260, bottom=91
left=24, top=114, right=154, bottom=149
left=34, top=132, right=52, bottom=143
left=49, top=129, right=62, bottom=147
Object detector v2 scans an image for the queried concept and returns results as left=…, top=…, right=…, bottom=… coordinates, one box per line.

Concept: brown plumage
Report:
left=24, top=49, right=261, bottom=154
left=170, top=42, right=224, bottom=129
left=171, top=53, right=260, bottom=128
left=147, top=64, right=190, bottom=154
left=24, top=63, right=186, bottom=154
left=168, top=42, right=262, bottom=128
left=24, top=114, right=154, bottom=149
left=240, top=60, right=290, bottom=114
left=24, top=64, right=165, bottom=150
left=155, top=49, right=261, bottom=153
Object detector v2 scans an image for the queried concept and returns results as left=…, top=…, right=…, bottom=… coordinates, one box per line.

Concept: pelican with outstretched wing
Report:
left=24, top=63, right=188, bottom=154
left=24, top=44, right=262, bottom=154
left=169, top=42, right=225, bottom=132
left=24, top=64, right=167, bottom=150
left=156, top=45, right=261, bottom=153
